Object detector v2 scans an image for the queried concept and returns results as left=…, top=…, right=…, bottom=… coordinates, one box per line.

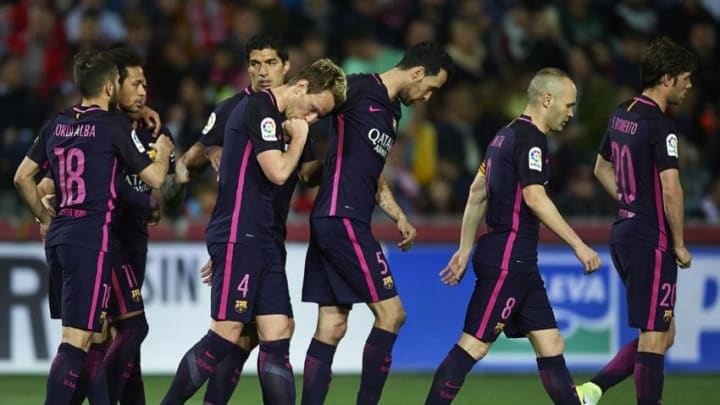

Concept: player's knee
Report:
left=317, top=319, right=348, bottom=344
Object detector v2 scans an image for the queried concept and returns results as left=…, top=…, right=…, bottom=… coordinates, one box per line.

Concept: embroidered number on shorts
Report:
left=237, top=274, right=250, bottom=298
left=660, top=282, right=676, bottom=307
left=501, top=297, right=516, bottom=320
left=376, top=251, right=388, bottom=275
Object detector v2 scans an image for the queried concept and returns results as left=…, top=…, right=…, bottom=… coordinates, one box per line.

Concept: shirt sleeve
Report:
left=198, top=108, right=225, bottom=147
left=514, top=131, right=548, bottom=187
left=158, top=125, right=176, bottom=175
left=598, top=129, right=612, bottom=161
left=246, top=96, right=285, bottom=155
left=300, top=135, right=316, bottom=164
left=652, top=118, right=680, bottom=173
left=26, top=122, right=50, bottom=167
left=111, top=117, right=154, bottom=174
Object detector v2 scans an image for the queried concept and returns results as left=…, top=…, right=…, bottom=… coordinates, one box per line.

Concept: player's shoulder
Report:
left=216, top=91, right=248, bottom=113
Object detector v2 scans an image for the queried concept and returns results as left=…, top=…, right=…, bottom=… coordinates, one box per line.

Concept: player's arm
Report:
left=376, top=175, right=416, bottom=251
left=440, top=167, right=487, bottom=286
left=140, top=105, right=161, bottom=136
left=522, top=185, right=601, bottom=274
left=37, top=176, right=56, bottom=217
left=299, top=160, right=323, bottom=187
left=14, top=157, right=52, bottom=225
left=594, top=154, right=617, bottom=199
left=135, top=134, right=173, bottom=189
left=257, top=118, right=309, bottom=185
left=659, top=168, right=691, bottom=268
left=178, top=143, right=210, bottom=176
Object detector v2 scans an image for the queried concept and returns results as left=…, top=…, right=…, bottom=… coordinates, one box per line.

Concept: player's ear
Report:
left=541, top=92, right=552, bottom=109
left=410, top=66, right=425, bottom=81
left=661, top=73, right=673, bottom=87
left=283, top=60, right=290, bottom=76
left=294, top=79, right=309, bottom=94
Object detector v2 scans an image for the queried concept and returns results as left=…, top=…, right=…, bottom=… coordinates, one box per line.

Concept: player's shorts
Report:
left=610, top=243, right=678, bottom=331
left=208, top=242, right=291, bottom=323
left=46, top=245, right=112, bottom=332
left=107, top=247, right=148, bottom=320
left=302, top=217, right=398, bottom=306
left=464, top=262, right=557, bottom=342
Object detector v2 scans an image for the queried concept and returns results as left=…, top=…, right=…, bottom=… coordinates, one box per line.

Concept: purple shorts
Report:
left=107, top=246, right=147, bottom=320
left=302, top=217, right=398, bottom=306
left=464, top=262, right=557, bottom=342
left=208, top=242, right=291, bottom=323
left=47, top=245, right=112, bottom=332
left=610, top=243, right=677, bottom=331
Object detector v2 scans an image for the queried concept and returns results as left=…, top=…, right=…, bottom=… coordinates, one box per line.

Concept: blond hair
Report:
left=527, top=67, right=571, bottom=105
left=288, top=58, right=347, bottom=105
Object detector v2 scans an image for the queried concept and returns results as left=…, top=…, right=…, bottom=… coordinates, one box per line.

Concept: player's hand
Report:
left=174, top=158, right=190, bottom=184
left=674, top=245, right=692, bottom=269
left=574, top=243, right=601, bottom=274
left=39, top=221, right=49, bottom=242
left=439, top=250, right=469, bottom=286
left=396, top=217, right=416, bottom=251
left=282, top=118, right=309, bottom=142
left=200, top=258, right=213, bottom=285
left=205, top=145, right=223, bottom=174
left=146, top=208, right=161, bottom=226
left=141, top=106, right=161, bottom=137
left=41, top=193, right=56, bottom=217
left=150, top=134, right=174, bottom=157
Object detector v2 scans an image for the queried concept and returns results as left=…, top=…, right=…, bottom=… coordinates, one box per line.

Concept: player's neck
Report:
left=270, top=85, right=290, bottom=114
left=640, top=88, right=667, bottom=112
left=80, top=97, right=109, bottom=111
left=521, top=106, right=549, bottom=134
left=378, top=68, right=403, bottom=101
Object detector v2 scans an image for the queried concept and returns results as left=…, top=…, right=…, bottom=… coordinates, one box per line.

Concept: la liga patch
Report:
left=260, top=117, right=277, bottom=141
left=202, top=112, right=216, bottom=135
left=528, top=147, right=542, bottom=172
left=666, top=133, right=678, bottom=157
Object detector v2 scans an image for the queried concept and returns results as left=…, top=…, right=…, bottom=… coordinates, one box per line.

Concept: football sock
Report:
left=84, top=343, right=110, bottom=405
left=120, top=352, right=145, bottom=405
left=536, top=355, right=579, bottom=405
left=634, top=352, right=664, bottom=405
left=301, top=338, right=337, bottom=405
left=425, top=344, right=476, bottom=405
left=258, top=339, right=295, bottom=405
left=160, top=330, right=234, bottom=405
left=357, top=327, right=397, bottom=405
left=106, top=315, right=149, bottom=403
left=591, top=338, right=637, bottom=392
left=46, top=343, right=86, bottom=405
left=203, top=345, right=250, bottom=405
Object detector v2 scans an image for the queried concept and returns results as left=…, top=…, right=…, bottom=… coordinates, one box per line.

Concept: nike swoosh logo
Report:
left=369, top=105, right=383, bottom=112
left=444, top=380, right=461, bottom=389
left=204, top=350, right=216, bottom=360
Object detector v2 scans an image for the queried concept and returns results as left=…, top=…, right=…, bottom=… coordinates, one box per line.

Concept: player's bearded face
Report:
left=399, top=70, right=447, bottom=106
left=667, top=72, right=692, bottom=105
left=248, top=49, right=288, bottom=91
left=118, top=66, right=147, bottom=119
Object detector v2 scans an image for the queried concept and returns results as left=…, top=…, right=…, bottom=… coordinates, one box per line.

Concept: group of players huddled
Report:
left=14, top=31, right=694, bottom=405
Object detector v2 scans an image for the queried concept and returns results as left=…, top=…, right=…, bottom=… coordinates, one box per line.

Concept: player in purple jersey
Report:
left=577, top=37, right=696, bottom=405
left=179, top=34, right=291, bottom=176
left=300, top=42, right=454, bottom=405
left=13, top=50, right=173, bottom=405
left=161, top=59, right=346, bottom=405
left=425, top=68, right=601, bottom=405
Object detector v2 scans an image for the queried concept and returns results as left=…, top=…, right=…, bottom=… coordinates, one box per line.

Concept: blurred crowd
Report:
left=1, top=0, right=720, bottom=228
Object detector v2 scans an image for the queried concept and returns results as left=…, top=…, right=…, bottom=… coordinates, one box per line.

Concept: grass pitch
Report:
left=1, top=373, right=718, bottom=404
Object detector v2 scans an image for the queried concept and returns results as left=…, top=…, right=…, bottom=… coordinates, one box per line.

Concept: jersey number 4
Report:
left=53, top=147, right=87, bottom=207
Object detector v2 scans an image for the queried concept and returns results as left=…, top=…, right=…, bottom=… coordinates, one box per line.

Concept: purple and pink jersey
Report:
left=473, top=114, right=550, bottom=270
left=599, top=95, right=680, bottom=251
left=27, top=105, right=153, bottom=252
left=311, top=74, right=401, bottom=224
left=204, top=90, right=286, bottom=247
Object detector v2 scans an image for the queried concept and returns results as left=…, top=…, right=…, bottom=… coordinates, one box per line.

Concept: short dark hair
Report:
left=245, top=34, right=289, bottom=63
left=108, top=47, right=144, bottom=85
left=396, top=41, right=455, bottom=80
left=73, top=50, right=117, bottom=98
left=640, top=36, right=697, bottom=90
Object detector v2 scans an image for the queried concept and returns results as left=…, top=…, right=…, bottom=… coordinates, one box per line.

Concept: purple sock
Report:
left=425, top=344, right=477, bottom=405
left=591, top=338, right=638, bottom=392
left=46, top=343, right=86, bottom=405
left=634, top=351, right=664, bottom=405
left=106, top=315, right=149, bottom=403
left=536, top=355, right=579, bottom=405
left=301, top=338, right=337, bottom=405
left=357, top=327, right=397, bottom=405
left=120, top=352, right=145, bottom=405
left=160, top=330, right=234, bottom=405
left=258, top=339, right=296, bottom=405
left=203, top=345, right=250, bottom=405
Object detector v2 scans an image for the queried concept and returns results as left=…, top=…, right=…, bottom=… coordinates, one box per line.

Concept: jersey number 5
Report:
left=53, top=147, right=87, bottom=207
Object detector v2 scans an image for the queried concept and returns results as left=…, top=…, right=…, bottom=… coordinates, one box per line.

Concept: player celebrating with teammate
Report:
left=578, top=37, right=696, bottom=405
left=300, top=42, right=454, bottom=405
left=425, top=68, right=601, bottom=405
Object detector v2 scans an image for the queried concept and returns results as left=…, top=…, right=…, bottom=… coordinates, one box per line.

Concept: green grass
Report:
left=1, top=373, right=719, bottom=404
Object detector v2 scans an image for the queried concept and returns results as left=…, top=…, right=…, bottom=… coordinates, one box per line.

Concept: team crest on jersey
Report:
left=528, top=147, right=542, bottom=172
left=493, top=322, right=505, bottom=335
left=382, top=276, right=394, bottom=289
left=663, top=310, right=673, bottom=323
left=260, top=117, right=277, bottom=141
left=131, top=130, right=146, bottom=153
left=235, top=300, right=248, bottom=314
left=666, top=134, right=678, bottom=157
left=202, top=112, right=216, bottom=135
left=131, top=288, right=142, bottom=303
